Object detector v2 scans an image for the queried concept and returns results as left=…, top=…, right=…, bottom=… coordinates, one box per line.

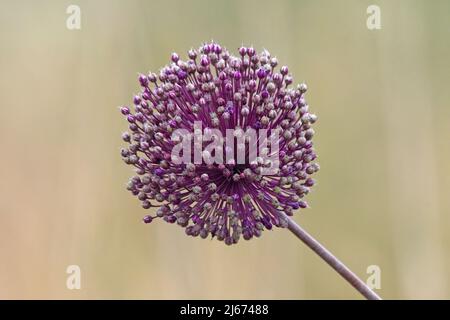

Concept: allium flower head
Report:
left=120, top=41, right=319, bottom=245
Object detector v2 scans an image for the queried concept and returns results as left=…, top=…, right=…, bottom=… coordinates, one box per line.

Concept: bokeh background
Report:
left=1, top=0, right=449, bottom=299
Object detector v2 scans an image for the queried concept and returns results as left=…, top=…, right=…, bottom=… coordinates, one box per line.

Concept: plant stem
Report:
left=282, top=213, right=382, bottom=300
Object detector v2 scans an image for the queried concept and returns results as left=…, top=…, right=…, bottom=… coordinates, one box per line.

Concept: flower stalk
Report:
left=281, top=212, right=382, bottom=300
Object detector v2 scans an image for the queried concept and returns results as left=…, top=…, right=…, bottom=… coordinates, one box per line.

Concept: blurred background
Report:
left=0, top=0, right=449, bottom=299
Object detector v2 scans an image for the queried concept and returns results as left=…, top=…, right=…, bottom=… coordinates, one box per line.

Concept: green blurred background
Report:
left=1, top=0, right=449, bottom=299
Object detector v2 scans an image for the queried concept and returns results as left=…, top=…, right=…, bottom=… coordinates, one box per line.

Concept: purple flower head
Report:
left=120, top=41, right=319, bottom=245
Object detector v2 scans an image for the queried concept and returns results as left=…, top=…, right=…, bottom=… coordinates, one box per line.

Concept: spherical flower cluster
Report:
left=120, top=42, right=319, bottom=245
